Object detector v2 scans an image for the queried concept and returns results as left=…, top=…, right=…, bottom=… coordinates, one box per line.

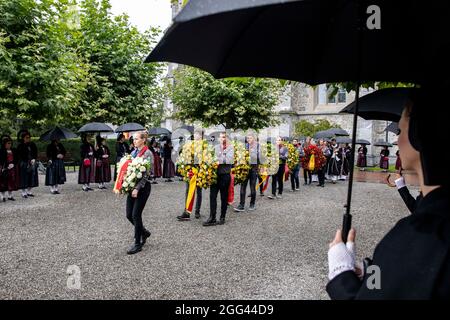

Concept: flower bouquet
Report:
left=114, top=155, right=151, bottom=194
left=301, top=144, right=327, bottom=171
left=259, top=142, right=279, bottom=177
left=286, top=143, right=300, bottom=171
left=231, top=141, right=250, bottom=185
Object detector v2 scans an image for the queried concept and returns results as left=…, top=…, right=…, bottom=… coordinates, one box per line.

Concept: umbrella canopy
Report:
left=40, top=127, right=77, bottom=141
left=355, top=139, right=371, bottom=145
left=148, top=127, right=171, bottom=136
left=78, top=122, right=113, bottom=133
left=326, top=128, right=349, bottom=136
left=146, top=1, right=449, bottom=85
left=340, top=88, right=416, bottom=122
left=385, top=122, right=399, bottom=135
left=178, top=125, right=194, bottom=133
left=314, top=130, right=334, bottom=139
left=374, top=140, right=393, bottom=147
left=115, top=123, right=145, bottom=133
left=335, top=136, right=353, bottom=144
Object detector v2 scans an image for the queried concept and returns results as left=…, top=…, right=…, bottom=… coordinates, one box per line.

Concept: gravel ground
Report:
left=0, top=172, right=418, bottom=300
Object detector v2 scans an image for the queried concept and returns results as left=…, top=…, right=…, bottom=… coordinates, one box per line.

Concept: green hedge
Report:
left=30, top=138, right=118, bottom=163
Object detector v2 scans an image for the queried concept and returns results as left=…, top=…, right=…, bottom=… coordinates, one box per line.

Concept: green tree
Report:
left=0, top=0, right=89, bottom=133
left=73, top=0, right=164, bottom=128
left=169, top=66, right=282, bottom=130
left=294, top=119, right=340, bottom=138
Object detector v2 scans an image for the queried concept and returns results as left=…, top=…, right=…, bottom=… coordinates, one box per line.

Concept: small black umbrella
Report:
left=385, top=122, right=399, bottom=135
left=374, top=140, right=393, bottom=147
left=327, top=128, right=350, bottom=137
left=314, top=130, right=334, bottom=139
left=78, top=122, right=113, bottom=133
left=355, top=139, right=371, bottom=145
left=340, top=88, right=416, bottom=122
left=336, top=136, right=353, bottom=144
left=40, top=127, right=77, bottom=141
left=148, top=127, right=171, bottom=136
left=115, top=123, right=145, bottom=133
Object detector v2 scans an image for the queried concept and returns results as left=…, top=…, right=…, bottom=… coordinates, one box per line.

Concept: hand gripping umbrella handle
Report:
left=342, top=213, right=352, bottom=243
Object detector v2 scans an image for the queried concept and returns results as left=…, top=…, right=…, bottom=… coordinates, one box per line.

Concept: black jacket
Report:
left=80, top=142, right=95, bottom=159
left=327, top=187, right=450, bottom=299
left=116, top=142, right=129, bottom=161
left=17, top=142, right=38, bottom=162
left=398, top=186, right=423, bottom=214
left=46, top=143, right=66, bottom=161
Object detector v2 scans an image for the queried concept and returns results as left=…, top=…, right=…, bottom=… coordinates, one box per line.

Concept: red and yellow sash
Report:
left=185, top=167, right=198, bottom=213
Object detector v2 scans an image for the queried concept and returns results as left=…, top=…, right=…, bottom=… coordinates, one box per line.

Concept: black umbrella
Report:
left=340, top=88, right=416, bottom=122
left=314, top=130, right=334, bottom=139
left=326, top=128, right=349, bottom=137
left=115, top=123, right=145, bottom=133
left=178, top=125, right=194, bottom=133
left=355, top=139, right=371, bottom=145
left=40, top=127, right=77, bottom=141
left=78, top=122, right=113, bottom=133
left=148, top=127, right=171, bottom=135
left=374, top=140, right=393, bottom=147
left=336, top=136, right=353, bottom=144
left=146, top=0, right=450, bottom=241
left=385, top=122, right=399, bottom=135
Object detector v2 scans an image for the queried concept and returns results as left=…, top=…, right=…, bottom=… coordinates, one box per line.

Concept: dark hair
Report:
left=117, top=133, right=125, bottom=141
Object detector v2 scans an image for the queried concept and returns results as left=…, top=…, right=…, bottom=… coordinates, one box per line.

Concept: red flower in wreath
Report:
left=301, top=145, right=326, bottom=170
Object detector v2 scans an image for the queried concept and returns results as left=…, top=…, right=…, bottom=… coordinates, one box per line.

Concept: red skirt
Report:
left=395, top=156, right=402, bottom=170
left=95, top=159, right=111, bottom=183
left=356, top=154, right=367, bottom=167
left=379, top=156, right=389, bottom=169
left=0, top=166, right=19, bottom=192
left=153, top=154, right=162, bottom=178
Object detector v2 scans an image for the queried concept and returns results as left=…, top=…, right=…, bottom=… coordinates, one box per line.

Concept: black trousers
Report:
left=126, top=182, right=151, bottom=244
left=303, top=168, right=312, bottom=184
left=184, top=182, right=202, bottom=213
left=239, top=170, right=257, bottom=206
left=272, top=164, right=285, bottom=195
left=317, top=167, right=326, bottom=186
left=210, top=173, right=231, bottom=220
left=290, top=165, right=300, bottom=190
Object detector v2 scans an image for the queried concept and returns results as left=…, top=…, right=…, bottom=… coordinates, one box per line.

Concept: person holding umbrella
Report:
left=379, top=146, right=390, bottom=172
left=17, top=130, right=39, bottom=198
left=0, top=135, right=19, bottom=201
left=45, top=139, right=66, bottom=194
left=78, top=134, right=95, bottom=192
left=94, top=136, right=111, bottom=189
left=327, top=88, right=450, bottom=299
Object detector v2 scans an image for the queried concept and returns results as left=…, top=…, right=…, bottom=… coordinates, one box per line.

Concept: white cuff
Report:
left=395, top=177, right=406, bottom=189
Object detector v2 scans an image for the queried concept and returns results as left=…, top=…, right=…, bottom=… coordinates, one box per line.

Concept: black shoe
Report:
left=22, top=194, right=28, bottom=199
left=27, top=193, right=34, bottom=197
left=82, top=187, right=88, bottom=192
left=142, top=230, right=151, bottom=245
left=8, top=197, right=15, bottom=201
left=234, top=205, right=245, bottom=212
left=194, top=212, right=201, bottom=219
left=87, top=187, right=94, bottom=191
left=248, top=204, right=256, bottom=211
left=177, top=212, right=191, bottom=221
left=55, top=190, right=60, bottom=194
left=2, top=198, right=5, bottom=202
left=303, top=182, right=308, bottom=186
left=127, top=243, right=142, bottom=255
left=259, top=193, right=264, bottom=197
left=218, top=218, right=225, bottom=225
left=203, top=218, right=217, bottom=226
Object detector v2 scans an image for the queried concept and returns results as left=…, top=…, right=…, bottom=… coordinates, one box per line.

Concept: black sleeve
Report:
left=46, top=144, right=52, bottom=159
left=326, top=271, right=363, bottom=300
left=31, top=142, right=38, bottom=159
left=0, top=150, right=5, bottom=167
left=398, top=186, right=417, bottom=214
left=80, top=144, right=85, bottom=159
left=433, top=252, right=450, bottom=299
left=59, top=143, right=66, bottom=156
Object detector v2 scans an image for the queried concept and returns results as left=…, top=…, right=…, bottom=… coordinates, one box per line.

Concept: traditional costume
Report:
left=94, top=140, right=111, bottom=189
left=0, top=137, right=19, bottom=201
left=45, top=141, right=66, bottom=194
left=379, top=147, right=390, bottom=170
left=78, top=138, right=95, bottom=191
left=17, top=130, right=39, bottom=198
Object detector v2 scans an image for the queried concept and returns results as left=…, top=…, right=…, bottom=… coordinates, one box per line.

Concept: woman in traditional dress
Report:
left=162, top=140, right=175, bottom=182
left=327, top=139, right=341, bottom=184
left=356, top=144, right=368, bottom=170
left=149, top=138, right=162, bottom=184
left=0, top=136, right=19, bottom=201
left=395, top=149, right=402, bottom=171
left=339, top=144, right=350, bottom=180
left=379, top=146, right=390, bottom=172
left=17, top=130, right=39, bottom=198
left=94, top=136, right=111, bottom=189
left=45, top=139, right=66, bottom=194
left=78, top=134, right=95, bottom=191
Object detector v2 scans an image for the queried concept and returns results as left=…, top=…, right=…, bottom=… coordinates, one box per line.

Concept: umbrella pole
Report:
left=342, top=82, right=360, bottom=243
